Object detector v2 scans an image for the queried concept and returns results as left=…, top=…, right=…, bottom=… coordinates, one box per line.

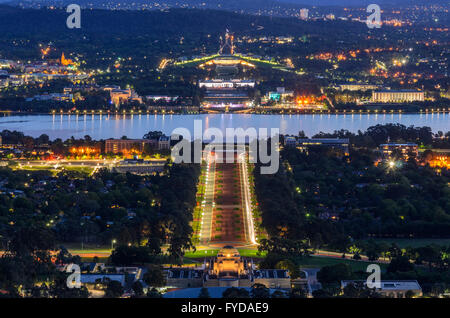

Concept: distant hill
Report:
left=0, top=5, right=372, bottom=62
left=7, top=0, right=443, bottom=7
left=7, top=0, right=301, bottom=9
left=0, top=5, right=366, bottom=37
left=276, top=0, right=442, bottom=6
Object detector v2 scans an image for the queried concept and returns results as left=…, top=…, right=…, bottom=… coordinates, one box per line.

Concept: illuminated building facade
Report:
left=199, top=79, right=255, bottom=110
left=158, top=136, right=170, bottom=150
left=105, top=139, right=156, bottom=154
left=0, top=59, right=16, bottom=68
left=69, top=145, right=100, bottom=156
left=338, top=83, right=380, bottom=91
left=300, top=8, right=309, bottom=20
left=199, top=79, right=255, bottom=89
left=165, top=246, right=291, bottom=289
left=372, top=90, right=425, bottom=103
left=380, top=143, right=418, bottom=161
left=197, top=31, right=258, bottom=110
left=266, top=87, right=294, bottom=102
left=424, top=150, right=450, bottom=169
left=109, top=88, right=142, bottom=107
left=60, top=53, right=74, bottom=66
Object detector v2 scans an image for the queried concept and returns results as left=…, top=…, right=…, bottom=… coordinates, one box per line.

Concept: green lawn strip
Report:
left=184, top=248, right=263, bottom=259
left=184, top=249, right=220, bottom=258
left=14, top=165, right=93, bottom=174
left=63, top=243, right=111, bottom=253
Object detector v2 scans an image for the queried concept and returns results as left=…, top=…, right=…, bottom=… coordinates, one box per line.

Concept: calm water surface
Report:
left=0, top=113, right=449, bottom=140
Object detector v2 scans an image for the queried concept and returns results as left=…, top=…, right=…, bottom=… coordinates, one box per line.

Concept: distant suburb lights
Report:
left=65, top=3, right=382, bottom=30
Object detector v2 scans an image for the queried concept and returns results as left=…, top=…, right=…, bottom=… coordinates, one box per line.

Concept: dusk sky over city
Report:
left=0, top=0, right=448, bottom=312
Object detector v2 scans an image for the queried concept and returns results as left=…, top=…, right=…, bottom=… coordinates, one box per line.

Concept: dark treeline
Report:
left=0, top=129, right=174, bottom=159
left=257, top=126, right=450, bottom=247
left=0, top=163, right=200, bottom=253
left=254, top=124, right=450, bottom=294
left=0, top=6, right=367, bottom=52
left=286, top=123, right=449, bottom=148
left=0, top=161, right=200, bottom=296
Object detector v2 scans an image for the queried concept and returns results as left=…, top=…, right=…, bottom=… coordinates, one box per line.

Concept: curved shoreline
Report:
left=1, top=108, right=450, bottom=116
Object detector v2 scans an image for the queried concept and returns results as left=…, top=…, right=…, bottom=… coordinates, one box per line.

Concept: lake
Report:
left=0, top=113, right=449, bottom=140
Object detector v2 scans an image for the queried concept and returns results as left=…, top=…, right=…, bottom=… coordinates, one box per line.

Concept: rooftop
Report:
left=380, top=143, right=418, bottom=146
left=341, top=280, right=422, bottom=291
left=298, top=138, right=350, bottom=144
left=374, top=90, right=423, bottom=93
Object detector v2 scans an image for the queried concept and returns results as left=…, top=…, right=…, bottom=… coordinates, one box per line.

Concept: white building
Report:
left=372, top=90, right=425, bottom=103
left=0, top=59, right=16, bottom=69
left=341, top=280, right=422, bottom=298
left=339, top=83, right=380, bottom=91
left=199, top=79, right=255, bottom=89
left=109, top=88, right=142, bottom=107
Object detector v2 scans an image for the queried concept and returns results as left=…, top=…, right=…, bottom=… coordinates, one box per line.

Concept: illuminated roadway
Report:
left=198, top=148, right=257, bottom=247
left=239, top=152, right=257, bottom=245
left=199, top=152, right=216, bottom=243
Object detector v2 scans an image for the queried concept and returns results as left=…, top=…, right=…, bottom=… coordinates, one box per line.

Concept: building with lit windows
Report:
left=0, top=59, right=16, bottom=68
left=109, top=88, right=143, bottom=107
left=424, top=149, right=450, bottom=169
left=379, top=143, right=418, bottom=161
left=266, top=87, right=294, bottom=102
left=283, top=136, right=297, bottom=147
left=338, top=83, right=380, bottom=91
left=200, top=80, right=255, bottom=109
left=158, top=136, right=170, bottom=150
left=299, top=8, right=309, bottom=20
left=199, top=79, right=255, bottom=89
left=372, top=90, right=424, bottom=103
left=105, top=139, right=156, bottom=154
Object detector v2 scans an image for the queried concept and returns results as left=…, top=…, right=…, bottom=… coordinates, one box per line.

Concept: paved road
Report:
left=199, top=152, right=216, bottom=243
left=239, top=153, right=256, bottom=244
left=15, top=159, right=116, bottom=167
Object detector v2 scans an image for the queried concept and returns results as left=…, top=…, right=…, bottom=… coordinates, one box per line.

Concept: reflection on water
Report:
left=0, top=113, right=448, bottom=140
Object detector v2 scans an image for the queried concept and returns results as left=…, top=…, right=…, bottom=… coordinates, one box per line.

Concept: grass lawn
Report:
left=184, top=249, right=219, bottom=258
left=63, top=166, right=94, bottom=174
left=13, top=165, right=93, bottom=175
left=62, top=243, right=112, bottom=254
left=238, top=249, right=265, bottom=258
left=370, top=238, right=450, bottom=248
left=12, top=165, right=58, bottom=172
left=184, top=248, right=264, bottom=259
